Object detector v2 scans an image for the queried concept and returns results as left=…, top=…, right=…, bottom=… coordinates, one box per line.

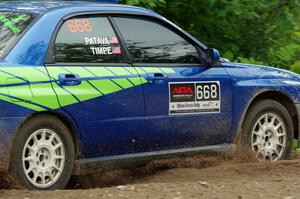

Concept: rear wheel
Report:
left=242, top=100, right=293, bottom=161
left=11, top=115, right=74, bottom=190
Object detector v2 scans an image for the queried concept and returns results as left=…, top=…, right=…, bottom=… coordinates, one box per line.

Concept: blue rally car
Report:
left=0, top=0, right=300, bottom=190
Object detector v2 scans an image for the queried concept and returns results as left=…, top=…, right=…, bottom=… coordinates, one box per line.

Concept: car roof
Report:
left=0, top=1, right=157, bottom=16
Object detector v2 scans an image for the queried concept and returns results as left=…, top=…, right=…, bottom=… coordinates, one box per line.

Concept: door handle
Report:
left=58, top=74, right=81, bottom=86
left=146, top=73, right=168, bottom=84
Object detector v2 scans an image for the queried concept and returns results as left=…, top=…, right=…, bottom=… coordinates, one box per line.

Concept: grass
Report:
left=293, top=139, right=300, bottom=152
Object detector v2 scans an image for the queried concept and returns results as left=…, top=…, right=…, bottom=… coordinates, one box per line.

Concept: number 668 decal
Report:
left=196, top=82, right=220, bottom=101
left=169, top=81, right=221, bottom=115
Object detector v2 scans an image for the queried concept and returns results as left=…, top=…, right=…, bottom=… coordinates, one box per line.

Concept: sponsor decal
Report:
left=169, top=81, right=221, bottom=115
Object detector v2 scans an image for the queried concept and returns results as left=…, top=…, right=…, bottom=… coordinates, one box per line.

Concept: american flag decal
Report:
left=112, top=47, right=121, bottom=54
left=110, top=36, right=119, bottom=44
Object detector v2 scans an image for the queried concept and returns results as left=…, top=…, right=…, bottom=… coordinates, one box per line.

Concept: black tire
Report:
left=11, top=115, right=75, bottom=190
left=242, top=99, right=293, bottom=160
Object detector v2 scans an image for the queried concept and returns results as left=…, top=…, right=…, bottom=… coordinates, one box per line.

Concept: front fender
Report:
left=230, top=78, right=300, bottom=143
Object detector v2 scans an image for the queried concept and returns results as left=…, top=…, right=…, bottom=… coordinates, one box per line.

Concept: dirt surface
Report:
left=1, top=152, right=300, bottom=199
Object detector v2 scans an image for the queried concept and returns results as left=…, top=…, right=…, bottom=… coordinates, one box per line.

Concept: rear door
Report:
left=113, top=16, right=233, bottom=152
left=45, top=15, right=145, bottom=158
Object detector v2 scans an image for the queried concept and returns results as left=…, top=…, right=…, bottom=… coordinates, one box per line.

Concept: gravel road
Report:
left=1, top=152, right=300, bottom=199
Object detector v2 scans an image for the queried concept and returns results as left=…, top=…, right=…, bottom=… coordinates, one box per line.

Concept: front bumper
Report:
left=295, top=104, right=300, bottom=147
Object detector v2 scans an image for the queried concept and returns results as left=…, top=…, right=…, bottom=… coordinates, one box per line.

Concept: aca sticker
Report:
left=169, top=81, right=221, bottom=115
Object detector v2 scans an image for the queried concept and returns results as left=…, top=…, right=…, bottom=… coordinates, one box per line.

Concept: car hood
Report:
left=223, top=62, right=300, bottom=83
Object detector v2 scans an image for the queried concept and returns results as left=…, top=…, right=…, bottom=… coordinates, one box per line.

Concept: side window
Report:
left=0, top=12, right=36, bottom=57
left=55, top=16, right=124, bottom=63
left=113, top=17, right=201, bottom=64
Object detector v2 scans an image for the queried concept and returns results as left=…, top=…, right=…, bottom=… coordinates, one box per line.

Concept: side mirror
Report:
left=205, top=48, right=221, bottom=66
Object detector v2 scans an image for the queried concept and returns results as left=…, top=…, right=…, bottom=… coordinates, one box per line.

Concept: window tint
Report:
left=55, top=16, right=124, bottom=63
left=0, top=12, right=36, bottom=57
left=114, top=17, right=201, bottom=64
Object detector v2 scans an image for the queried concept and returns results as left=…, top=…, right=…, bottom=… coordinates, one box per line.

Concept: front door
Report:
left=113, top=16, right=233, bottom=152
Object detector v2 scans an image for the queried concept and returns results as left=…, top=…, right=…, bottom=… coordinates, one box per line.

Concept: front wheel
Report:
left=242, top=100, right=293, bottom=161
left=11, top=115, right=75, bottom=190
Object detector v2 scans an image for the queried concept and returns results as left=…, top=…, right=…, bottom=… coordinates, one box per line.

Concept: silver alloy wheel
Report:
left=22, top=129, right=65, bottom=188
left=251, top=113, right=287, bottom=161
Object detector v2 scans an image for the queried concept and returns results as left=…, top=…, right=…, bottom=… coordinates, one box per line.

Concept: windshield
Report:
left=0, top=11, right=36, bottom=57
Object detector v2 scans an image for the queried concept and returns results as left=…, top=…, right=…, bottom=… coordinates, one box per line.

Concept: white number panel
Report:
left=169, top=81, right=221, bottom=115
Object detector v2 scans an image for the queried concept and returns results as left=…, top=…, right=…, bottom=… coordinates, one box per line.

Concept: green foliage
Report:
left=293, top=139, right=300, bottom=152
left=158, top=0, right=300, bottom=69
left=118, top=0, right=165, bottom=9
left=120, top=0, right=300, bottom=71
left=235, top=57, right=265, bottom=66
left=290, top=61, right=300, bottom=74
